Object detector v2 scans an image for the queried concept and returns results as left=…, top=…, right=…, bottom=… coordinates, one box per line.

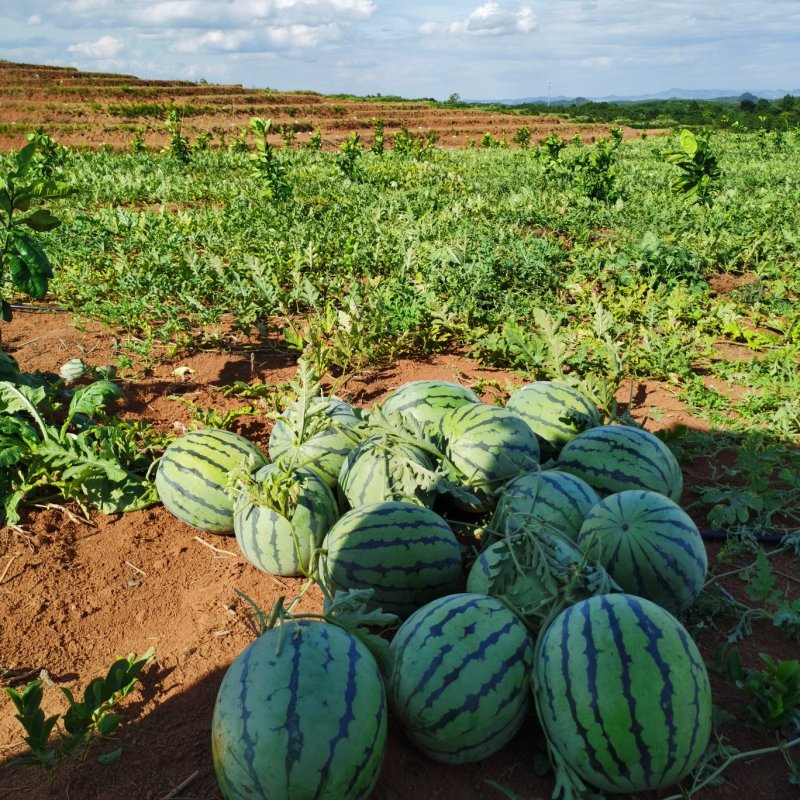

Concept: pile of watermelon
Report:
left=155, top=373, right=713, bottom=800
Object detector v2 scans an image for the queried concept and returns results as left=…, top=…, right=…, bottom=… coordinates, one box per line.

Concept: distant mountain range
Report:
left=481, top=88, right=800, bottom=105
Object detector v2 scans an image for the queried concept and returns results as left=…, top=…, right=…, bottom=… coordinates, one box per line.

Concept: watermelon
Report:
left=388, top=592, right=535, bottom=764
left=156, top=428, right=267, bottom=533
left=379, top=380, right=480, bottom=439
left=557, top=424, right=683, bottom=501
left=535, top=593, right=712, bottom=794
left=490, top=469, right=600, bottom=545
left=320, top=501, right=462, bottom=618
left=212, top=619, right=386, bottom=800
left=270, top=396, right=362, bottom=488
left=506, top=380, right=600, bottom=456
left=577, top=490, right=707, bottom=615
left=233, top=464, right=339, bottom=577
left=338, top=434, right=436, bottom=510
left=439, top=403, right=540, bottom=511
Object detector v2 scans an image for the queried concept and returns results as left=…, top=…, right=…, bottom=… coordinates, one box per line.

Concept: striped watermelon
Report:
left=212, top=619, right=386, bottom=800
left=379, top=380, right=480, bottom=439
left=388, top=592, right=535, bottom=764
left=233, top=464, right=339, bottom=577
left=269, top=397, right=362, bottom=488
left=577, top=490, right=707, bottom=615
left=439, top=403, right=540, bottom=511
left=534, top=593, right=712, bottom=793
left=321, top=501, right=462, bottom=618
left=506, top=381, right=601, bottom=457
left=156, top=429, right=267, bottom=533
left=490, top=469, right=600, bottom=545
left=337, top=434, right=436, bottom=510
left=557, top=424, right=683, bottom=501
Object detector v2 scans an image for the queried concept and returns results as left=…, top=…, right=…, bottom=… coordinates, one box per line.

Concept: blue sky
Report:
left=3, top=1, right=799, bottom=99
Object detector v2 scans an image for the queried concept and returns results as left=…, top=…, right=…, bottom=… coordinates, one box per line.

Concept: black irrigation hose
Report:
left=9, top=303, right=68, bottom=312
left=699, top=529, right=793, bottom=544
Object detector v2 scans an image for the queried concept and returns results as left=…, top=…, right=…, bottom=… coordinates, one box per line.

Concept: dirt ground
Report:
left=0, top=61, right=655, bottom=153
left=1, top=309, right=798, bottom=800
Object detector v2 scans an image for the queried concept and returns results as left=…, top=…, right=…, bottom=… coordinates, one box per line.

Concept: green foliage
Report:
left=713, top=645, right=800, bottom=732
left=248, top=117, right=291, bottom=199
left=663, top=129, right=721, bottom=206
left=371, top=118, right=385, bottom=156
left=0, top=131, right=72, bottom=321
left=0, top=366, right=161, bottom=525
left=338, top=131, right=363, bottom=180
left=129, top=129, right=146, bottom=154
left=163, top=108, right=190, bottom=164
left=512, top=126, right=532, bottom=148
left=4, top=648, right=154, bottom=768
left=193, top=131, right=212, bottom=152
left=307, top=127, right=323, bottom=151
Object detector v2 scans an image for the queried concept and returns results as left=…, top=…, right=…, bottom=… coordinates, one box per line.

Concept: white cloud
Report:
left=420, top=2, right=536, bottom=37
left=67, top=35, right=124, bottom=59
left=27, top=14, right=43, bottom=25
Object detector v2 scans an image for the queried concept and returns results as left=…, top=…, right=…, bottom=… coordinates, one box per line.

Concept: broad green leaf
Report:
left=679, top=128, right=698, bottom=156
left=0, top=351, right=21, bottom=382
left=1, top=302, right=12, bottom=323
left=14, top=139, right=39, bottom=177
left=19, top=209, right=61, bottom=232
left=66, top=380, right=123, bottom=421
left=0, top=381, right=50, bottom=437
left=9, top=254, right=49, bottom=300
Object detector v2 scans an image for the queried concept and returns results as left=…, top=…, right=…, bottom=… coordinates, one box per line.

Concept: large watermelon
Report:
left=388, top=592, right=535, bottom=764
left=490, top=469, right=600, bottom=545
left=212, top=619, right=386, bottom=800
left=156, top=429, right=267, bottom=533
left=439, top=403, right=540, bottom=511
left=379, top=380, right=480, bottom=439
left=534, top=593, right=712, bottom=794
left=269, top=396, right=362, bottom=488
left=557, top=424, right=683, bottom=501
left=233, top=463, right=339, bottom=577
left=320, top=501, right=462, bottom=618
left=505, top=380, right=601, bottom=457
left=577, top=490, right=707, bottom=615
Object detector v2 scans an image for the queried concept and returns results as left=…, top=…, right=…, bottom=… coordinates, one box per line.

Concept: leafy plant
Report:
left=248, top=117, right=291, bottom=199
left=168, top=394, right=255, bottom=430
left=712, top=645, right=800, bottom=732
left=663, top=129, right=721, bottom=206
left=0, top=370, right=161, bottom=525
left=370, top=118, right=385, bottom=156
left=338, top=132, right=363, bottom=180
left=5, top=648, right=154, bottom=769
left=512, top=126, right=532, bottom=149
left=0, top=131, right=72, bottom=321
left=163, top=107, right=190, bottom=163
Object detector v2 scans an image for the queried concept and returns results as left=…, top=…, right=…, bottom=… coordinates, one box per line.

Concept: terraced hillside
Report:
left=0, top=60, right=638, bottom=151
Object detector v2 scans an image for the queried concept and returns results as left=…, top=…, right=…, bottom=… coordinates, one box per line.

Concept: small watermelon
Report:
left=557, top=424, right=683, bottom=501
left=156, top=429, right=267, bottom=533
left=577, top=490, right=707, bottom=614
left=506, top=380, right=600, bottom=456
left=212, top=619, right=387, bottom=800
left=534, top=593, right=712, bottom=794
left=233, top=463, right=339, bottom=577
left=388, top=592, right=535, bottom=764
left=320, top=501, right=462, bottom=618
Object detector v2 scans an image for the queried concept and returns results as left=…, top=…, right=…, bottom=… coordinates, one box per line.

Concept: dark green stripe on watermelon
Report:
left=212, top=620, right=386, bottom=800
left=156, top=429, right=267, bottom=534
left=321, top=501, right=462, bottom=618
left=388, top=593, right=534, bottom=764
left=534, top=593, right=712, bottom=794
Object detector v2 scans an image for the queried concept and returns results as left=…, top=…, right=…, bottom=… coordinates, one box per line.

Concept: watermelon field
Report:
left=1, top=65, right=800, bottom=800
